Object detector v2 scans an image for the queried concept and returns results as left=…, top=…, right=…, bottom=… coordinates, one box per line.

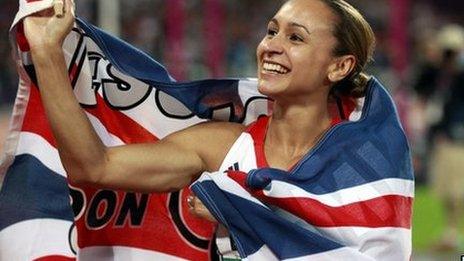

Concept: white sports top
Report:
left=215, top=116, right=270, bottom=260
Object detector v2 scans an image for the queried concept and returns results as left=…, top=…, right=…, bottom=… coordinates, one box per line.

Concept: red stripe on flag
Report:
left=22, top=84, right=57, bottom=146
left=16, top=22, right=31, bottom=52
left=258, top=193, right=412, bottom=228
left=84, top=95, right=159, bottom=144
left=226, top=171, right=412, bottom=228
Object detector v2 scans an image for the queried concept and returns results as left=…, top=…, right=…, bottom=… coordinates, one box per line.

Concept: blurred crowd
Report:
left=0, top=0, right=463, bottom=253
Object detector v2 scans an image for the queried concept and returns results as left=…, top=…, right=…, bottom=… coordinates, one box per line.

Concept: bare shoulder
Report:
left=189, top=121, right=246, bottom=135
left=169, top=121, right=245, bottom=139
left=164, top=121, right=246, bottom=171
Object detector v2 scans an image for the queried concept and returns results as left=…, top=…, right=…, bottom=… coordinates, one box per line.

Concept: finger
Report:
left=187, top=200, right=200, bottom=216
left=188, top=203, right=204, bottom=216
left=53, top=0, right=64, bottom=18
left=187, top=196, right=194, bottom=209
left=63, top=0, right=76, bottom=17
left=64, top=0, right=76, bottom=24
left=187, top=196, right=202, bottom=215
left=57, top=0, right=75, bottom=32
left=190, top=197, right=217, bottom=222
left=189, top=205, right=217, bottom=223
left=192, top=196, right=203, bottom=208
left=70, top=0, right=76, bottom=17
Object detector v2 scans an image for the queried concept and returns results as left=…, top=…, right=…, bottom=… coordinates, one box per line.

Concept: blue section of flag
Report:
left=0, top=155, right=74, bottom=231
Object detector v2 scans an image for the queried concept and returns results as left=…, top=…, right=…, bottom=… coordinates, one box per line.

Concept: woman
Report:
left=23, top=0, right=411, bottom=260
left=24, top=0, right=372, bottom=194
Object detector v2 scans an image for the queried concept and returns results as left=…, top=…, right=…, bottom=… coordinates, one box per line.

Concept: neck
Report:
left=266, top=94, right=332, bottom=158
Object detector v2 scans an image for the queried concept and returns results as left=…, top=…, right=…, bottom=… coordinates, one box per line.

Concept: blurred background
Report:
left=1, top=0, right=463, bottom=259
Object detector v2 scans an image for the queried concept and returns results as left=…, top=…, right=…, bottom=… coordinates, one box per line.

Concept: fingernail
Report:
left=53, top=0, right=64, bottom=17
left=187, top=196, right=194, bottom=208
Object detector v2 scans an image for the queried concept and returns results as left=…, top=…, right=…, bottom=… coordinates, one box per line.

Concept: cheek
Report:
left=256, top=40, right=266, bottom=59
left=296, top=49, right=332, bottom=73
left=291, top=53, right=332, bottom=87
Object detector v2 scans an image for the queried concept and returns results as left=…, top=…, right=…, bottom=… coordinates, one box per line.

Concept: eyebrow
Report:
left=290, top=22, right=311, bottom=35
left=270, top=18, right=311, bottom=35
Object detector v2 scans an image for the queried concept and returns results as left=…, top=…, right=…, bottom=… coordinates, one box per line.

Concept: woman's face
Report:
left=256, top=0, right=339, bottom=100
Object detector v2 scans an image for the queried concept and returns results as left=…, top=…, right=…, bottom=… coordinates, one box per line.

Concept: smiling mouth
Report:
left=262, top=62, right=290, bottom=74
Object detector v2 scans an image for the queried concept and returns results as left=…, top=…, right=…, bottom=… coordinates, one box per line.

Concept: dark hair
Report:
left=321, top=0, right=376, bottom=97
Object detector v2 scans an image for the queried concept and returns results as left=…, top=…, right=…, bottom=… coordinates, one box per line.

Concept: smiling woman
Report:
left=22, top=0, right=411, bottom=260
left=257, top=0, right=374, bottom=100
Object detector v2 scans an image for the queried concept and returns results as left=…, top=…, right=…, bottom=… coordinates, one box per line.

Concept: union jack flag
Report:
left=0, top=0, right=413, bottom=260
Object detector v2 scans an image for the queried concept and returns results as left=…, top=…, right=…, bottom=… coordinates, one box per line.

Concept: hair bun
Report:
left=331, top=71, right=370, bottom=98
left=352, top=72, right=370, bottom=89
left=348, top=72, right=370, bottom=97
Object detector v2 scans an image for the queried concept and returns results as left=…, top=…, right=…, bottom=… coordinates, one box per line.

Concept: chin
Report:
left=257, top=82, right=272, bottom=95
left=259, top=77, right=286, bottom=93
left=258, top=84, right=282, bottom=99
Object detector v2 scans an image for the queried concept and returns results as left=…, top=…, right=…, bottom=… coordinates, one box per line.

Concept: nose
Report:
left=259, top=34, right=284, bottom=57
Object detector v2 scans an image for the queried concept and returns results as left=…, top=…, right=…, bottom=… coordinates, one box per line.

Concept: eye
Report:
left=267, top=28, right=278, bottom=37
left=289, top=33, right=304, bottom=42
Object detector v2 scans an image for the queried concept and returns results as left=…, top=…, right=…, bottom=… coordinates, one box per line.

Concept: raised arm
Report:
left=23, top=0, right=243, bottom=193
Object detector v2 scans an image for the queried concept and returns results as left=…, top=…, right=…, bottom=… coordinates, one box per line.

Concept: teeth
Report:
left=263, top=62, right=289, bottom=74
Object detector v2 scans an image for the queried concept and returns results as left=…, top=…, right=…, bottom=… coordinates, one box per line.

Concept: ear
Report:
left=327, top=55, right=356, bottom=83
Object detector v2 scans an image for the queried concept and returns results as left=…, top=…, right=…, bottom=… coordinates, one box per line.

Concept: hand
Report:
left=187, top=195, right=217, bottom=223
left=23, top=0, right=75, bottom=50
